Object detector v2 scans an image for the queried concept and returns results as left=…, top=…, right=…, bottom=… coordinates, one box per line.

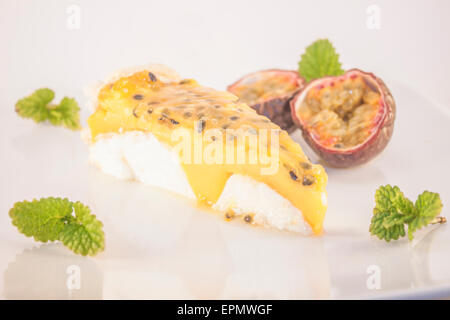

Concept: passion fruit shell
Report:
left=228, top=69, right=305, bottom=132
left=290, top=68, right=396, bottom=168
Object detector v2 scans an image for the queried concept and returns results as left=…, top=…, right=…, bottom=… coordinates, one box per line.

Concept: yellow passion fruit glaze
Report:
left=88, top=70, right=328, bottom=234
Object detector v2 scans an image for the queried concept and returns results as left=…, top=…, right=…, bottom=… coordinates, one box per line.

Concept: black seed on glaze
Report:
left=244, top=215, right=253, bottom=223
left=148, top=72, right=157, bottom=82
left=302, top=174, right=315, bottom=186
left=132, top=108, right=138, bottom=117
left=147, top=108, right=153, bottom=114
left=170, top=119, right=179, bottom=125
left=161, top=108, right=170, bottom=117
left=133, top=94, right=144, bottom=100
left=197, top=120, right=205, bottom=133
left=300, top=162, right=312, bottom=170
left=214, top=105, right=221, bottom=109
left=225, top=211, right=234, bottom=220
left=289, top=171, right=298, bottom=181
left=211, top=136, right=217, bottom=141
left=230, top=116, right=239, bottom=121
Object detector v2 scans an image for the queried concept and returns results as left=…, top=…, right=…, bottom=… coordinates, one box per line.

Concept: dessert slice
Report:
left=85, top=64, right=328, bottom=235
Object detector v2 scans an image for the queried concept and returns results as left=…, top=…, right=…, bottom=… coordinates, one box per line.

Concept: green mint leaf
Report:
left=369, top=185, right=412, bottom=241
left=9, top=198, right=104, bottom=256
left=375, top=185, right=415, bottom=215
left=9, top=197, right=73, bottom=242
left=407, top=191, right=443, bottom=240
left=370, top=185, right=445, bottom=242
left=47, top=97, right=81, bottom=130
left=59, top=202, right=105, bottom=256
left=370, top=210, right=406, bottom=242
left=15, top=88, right=81, bottom=130
left=15, top=88, right=54, bottom=123
left=298, top=39, right=345, bottom=82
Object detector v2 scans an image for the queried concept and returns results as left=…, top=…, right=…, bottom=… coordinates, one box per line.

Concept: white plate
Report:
left=0, top=82, right=449, bottom=299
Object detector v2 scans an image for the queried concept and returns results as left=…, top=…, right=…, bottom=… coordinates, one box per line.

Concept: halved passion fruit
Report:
left=228, top=69, right=305, bottom=132
left=290, top=69, right=395, bottom=168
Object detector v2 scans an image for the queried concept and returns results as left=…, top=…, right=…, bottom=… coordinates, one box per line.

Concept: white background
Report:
left=1, top=0, right=450, bottom=114
left=1, top=0, right=450, bottom=299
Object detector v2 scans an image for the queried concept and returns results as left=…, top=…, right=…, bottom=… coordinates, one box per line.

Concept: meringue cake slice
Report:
left=85, top=64, right=328, bottom=235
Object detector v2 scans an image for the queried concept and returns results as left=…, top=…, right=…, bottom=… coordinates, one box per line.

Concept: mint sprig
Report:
left=369, top=185, right=445, bottom=242
left=9, top=197, right=105, bottom=256
left=298, top=39, right=345, bottom=82
left=15, top=88, right=81, bottom=130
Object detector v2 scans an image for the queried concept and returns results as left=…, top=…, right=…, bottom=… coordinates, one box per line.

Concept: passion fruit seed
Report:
left=148, top=72, right=157, bottom=82
left=296, top=75, right=382, bottom=150
left=197, top=119, right=206, bottom=133
left=302, top=174, right=315, bottom=186
left=230, top=116, right=239, bottom=121
left=244, top=214, right=253, bottom=223
left=228, top=70, right=304, bottom=131
left=133, top=94, right=144, bottom=100
left=291, top=69, right=396, bottom=168
left=289, top=171, right=298, bottom=181
left=161, top=108, right=170, bottom=116
left=225, top=210, right=235, bottom=220
left=170, top=119, right=179, bottom=125
left=300, top=162, right=312, bottom=170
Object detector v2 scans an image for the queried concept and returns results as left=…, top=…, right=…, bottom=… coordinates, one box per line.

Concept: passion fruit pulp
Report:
left=290, top=69, right=395, bottom=168
left=228, top=69, right=305, bottom=132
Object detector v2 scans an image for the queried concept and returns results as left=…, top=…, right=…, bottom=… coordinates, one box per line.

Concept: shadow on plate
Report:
left=4, top=243, right=103, bottom=300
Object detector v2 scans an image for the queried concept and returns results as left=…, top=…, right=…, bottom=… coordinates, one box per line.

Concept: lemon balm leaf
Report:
left=298, top=39, right=345, bottom=82
left=375, top=185, right=415, bottom=215
left=369, top=185, right=445, bottom=242
left=408, top=191, right=443, bottom=240
left=369, top=210, right=406, bottom=242
left=59, top=202, right=105, bottom=256
left=15, top=88, right=54, bottom=123
left=9, top=197, right=72, bottom=242
left=15, top=88, right=81, bottom=130
left=47, top=97, right=81, bottom=130
left=9, top=198, right=104, bottom=256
